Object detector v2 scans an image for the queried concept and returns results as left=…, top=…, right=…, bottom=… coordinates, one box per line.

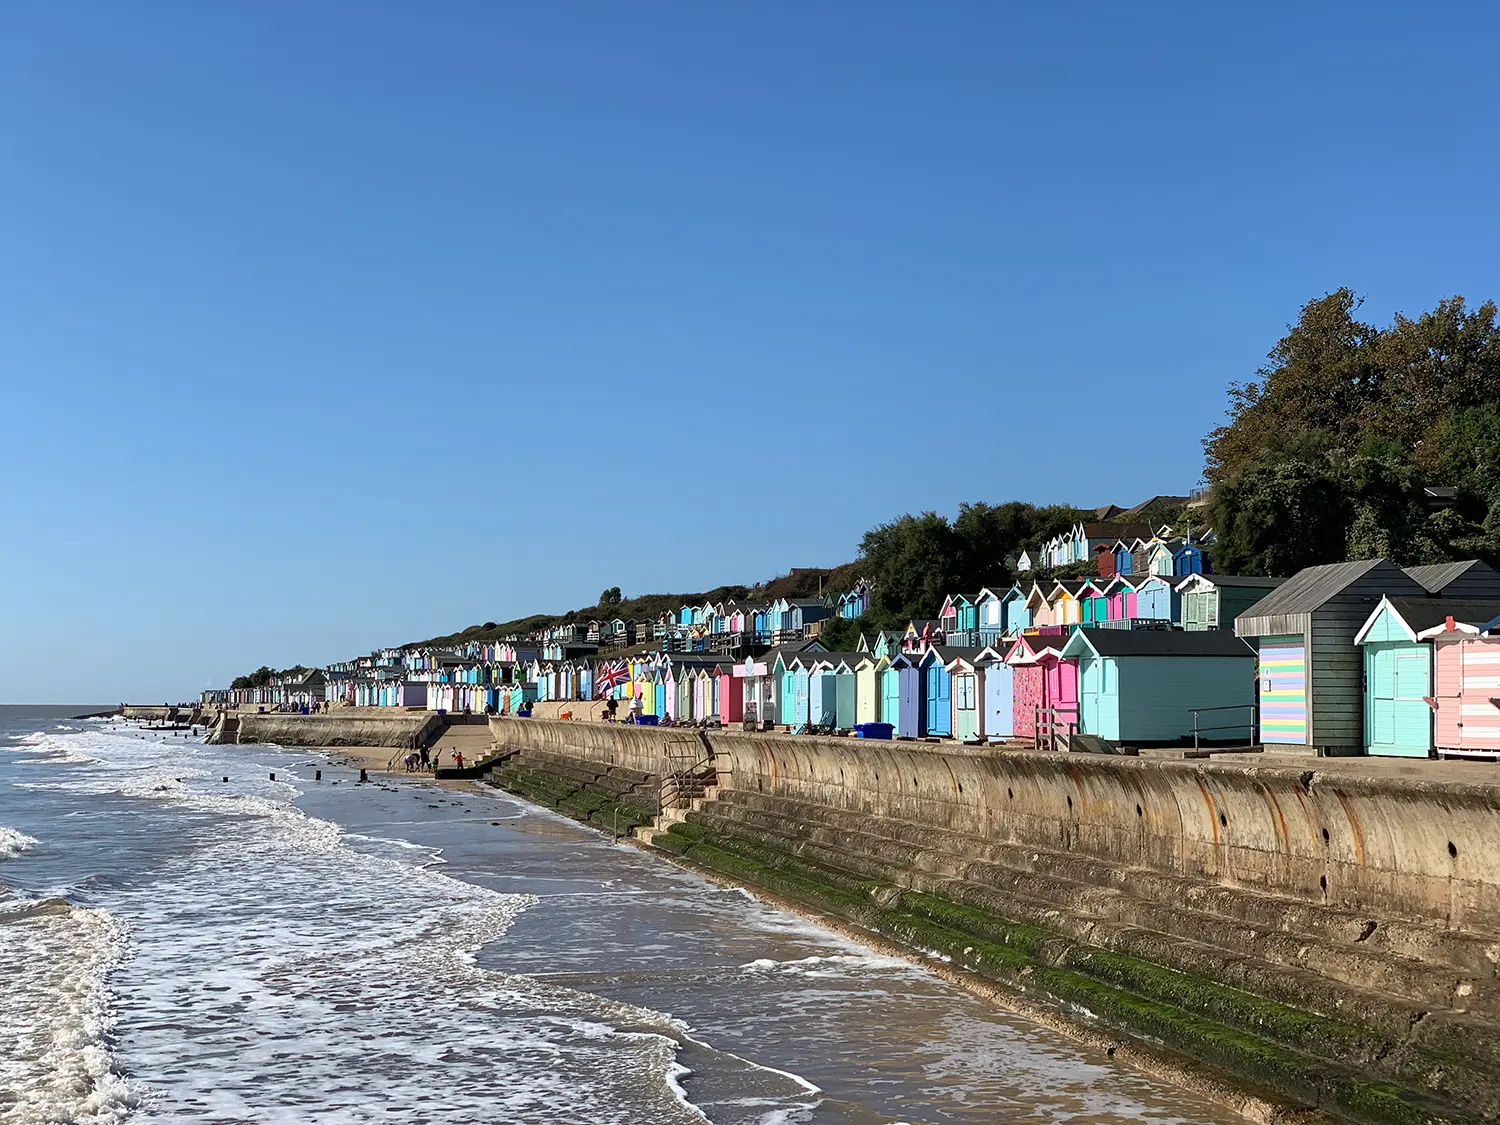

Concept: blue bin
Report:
left=856, top=723, right=894, bottom=740
left=634, top=714, right=660, bottom=726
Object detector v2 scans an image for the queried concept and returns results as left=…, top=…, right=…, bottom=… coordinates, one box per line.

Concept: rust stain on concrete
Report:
left=1335, top=790, right=1366, bottom=865
left=1197, top=779, right=1220, bottom=846
left=1265, top=786, right=1290, bottom=852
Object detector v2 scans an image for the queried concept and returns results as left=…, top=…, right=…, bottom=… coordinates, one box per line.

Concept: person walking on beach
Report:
left=419, top=746, right=430, bottom=769
left=453, top=750, right=464, bottom=771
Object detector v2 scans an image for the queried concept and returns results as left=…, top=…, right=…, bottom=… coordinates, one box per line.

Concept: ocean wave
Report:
left=0, top=896, right=138, bottom=1124
left=739, top=952, right=913, bottom=977
left=0, top=826, right=40, bottom=860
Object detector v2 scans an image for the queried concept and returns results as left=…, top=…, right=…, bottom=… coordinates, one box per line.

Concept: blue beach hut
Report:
left=976, top=644, right=1014, bottom=739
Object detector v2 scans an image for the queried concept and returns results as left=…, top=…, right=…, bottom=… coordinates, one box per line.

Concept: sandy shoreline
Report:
left=309, top=744, right=478, bottom=793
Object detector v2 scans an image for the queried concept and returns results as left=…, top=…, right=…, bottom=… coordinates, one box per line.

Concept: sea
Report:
left=0, top=707, right=1235, bottom=1125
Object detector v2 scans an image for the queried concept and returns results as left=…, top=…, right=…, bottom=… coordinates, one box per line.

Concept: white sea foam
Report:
left=739, top=952, right=912, bottom=977
left=6, top=724, right=713, bottom=1125
left=0, top=826, right=39, bottom=860
left=0, top=895, right=138, bottom=1125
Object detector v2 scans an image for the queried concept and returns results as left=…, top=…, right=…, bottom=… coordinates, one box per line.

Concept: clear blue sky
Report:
left=2, top=2, right=1497, bottom=702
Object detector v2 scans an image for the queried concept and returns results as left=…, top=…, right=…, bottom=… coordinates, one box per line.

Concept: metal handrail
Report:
left=658, top=738, right=714, bottom=814
left=1189, top=704, right=1258, bottom=751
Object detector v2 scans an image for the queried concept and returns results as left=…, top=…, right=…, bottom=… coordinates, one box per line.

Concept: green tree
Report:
left=1209, top=462, right=1350, bottom=576
left=1204, top=289, right=1382, bottom=484
left=818, top=616, right=863, bottom=651
left=860, top=512, right=962, bottom=627
left=598, top=587, right=623, bottom=606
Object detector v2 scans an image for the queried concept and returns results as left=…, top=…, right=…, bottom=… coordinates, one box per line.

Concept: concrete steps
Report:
left=652, top=799, right=1500, bottom=1124
left=678, top=787, right=1500, bottom=1098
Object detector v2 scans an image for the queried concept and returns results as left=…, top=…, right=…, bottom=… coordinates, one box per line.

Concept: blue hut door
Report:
left=880, top=670, right=900, bottom=726
left=1079, top=658, right=1103, bottom=734
left=925, top=662, right=951, bottom=736
left=899, top=666, right=921, bottom=738
left=984, top=664, right=1014, bottom=739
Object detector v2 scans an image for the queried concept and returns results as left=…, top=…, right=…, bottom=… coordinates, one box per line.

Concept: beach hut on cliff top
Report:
left=1178, top=573, right=1284, bottom=631
left=1355, top=597, right=1500, bottom=758
left=1236, top=559, right=1426, bottom=755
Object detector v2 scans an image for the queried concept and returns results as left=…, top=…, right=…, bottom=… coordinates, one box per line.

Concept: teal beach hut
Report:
left=1354, top=597, right=1500, bottom=757
left=1059, top=629, right=1257, bottom=746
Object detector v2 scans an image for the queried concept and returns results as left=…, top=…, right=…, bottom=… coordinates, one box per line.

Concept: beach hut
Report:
left=855, top=656, right=882, bottom=725
left=717, top=664, right=743, bottom=724
left=1103, top=575, right=1139, bottom=623
left=1424, top=613, right=1500, bottom=758
left=1134, top=575, right=1185, bottom=626
left=1005, top=633, right=1068, bottom=738
left=919, top=648, right=951, bottom=736
left=974, top=588, right=1006, bottom=647
left=1354, top=598, right=1500, bottom=757
left=806, top=657, right=834, bottom=728
left=1047, top=581, right=1084, bottom=627
left=1178, top=574, right=1284, bottom=631
left=975, top=645, right=1014, bottom=739
left=1236, top=559, right=1427, bottom=755
left=1094, top=542, right=1117, bottom=579
left=1001, top=583, right=1031, bottom=635
left=777, top=653, right=813, bottom=729
left=832, top=658, right=858, bottom=730
left=737, top=653, right=769, bottom=724
left=1078, top=580, right=1110, bottom=626
left=1405, top=560, right=1500, bottom=599
left=1112, top=540, right=1135, bottom=576
left=1060, top=629, right=1257, bottom=745
left=879, top=653, right=921, bottom=738
left=1024, top=583, right=1053, bottom=629
left=939, top=594, right=979, bottom=647
left=920, top=646, right=982, bottom=737
left=946, top=652, right=983, bottom=741
left=802, top=653, right=860, bottom=730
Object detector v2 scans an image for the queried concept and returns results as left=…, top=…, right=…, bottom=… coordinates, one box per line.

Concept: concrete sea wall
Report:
left=481, top=718, right=1500, bottom=1125
left=490, top=719, right=1500, bottom=928
left=225, top=711, right=438, bottom=748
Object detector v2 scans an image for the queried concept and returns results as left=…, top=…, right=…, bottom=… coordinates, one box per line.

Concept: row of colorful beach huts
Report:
left=206, top=556, right=1500, bottom=760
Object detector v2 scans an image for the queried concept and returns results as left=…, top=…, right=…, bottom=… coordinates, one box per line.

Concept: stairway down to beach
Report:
left=211, top=713, right=240, bottom=745
left=646, top=785, right=1500, bottom=1125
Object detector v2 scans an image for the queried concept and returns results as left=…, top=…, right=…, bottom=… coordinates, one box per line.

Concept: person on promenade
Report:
left=628, top=696, right=643, bottom=723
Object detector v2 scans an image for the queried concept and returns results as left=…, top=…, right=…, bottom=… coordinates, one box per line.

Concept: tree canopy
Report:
left=855, top=502, right=1082, bottom=629
left=1207, top=290, right=1500, bottom=575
